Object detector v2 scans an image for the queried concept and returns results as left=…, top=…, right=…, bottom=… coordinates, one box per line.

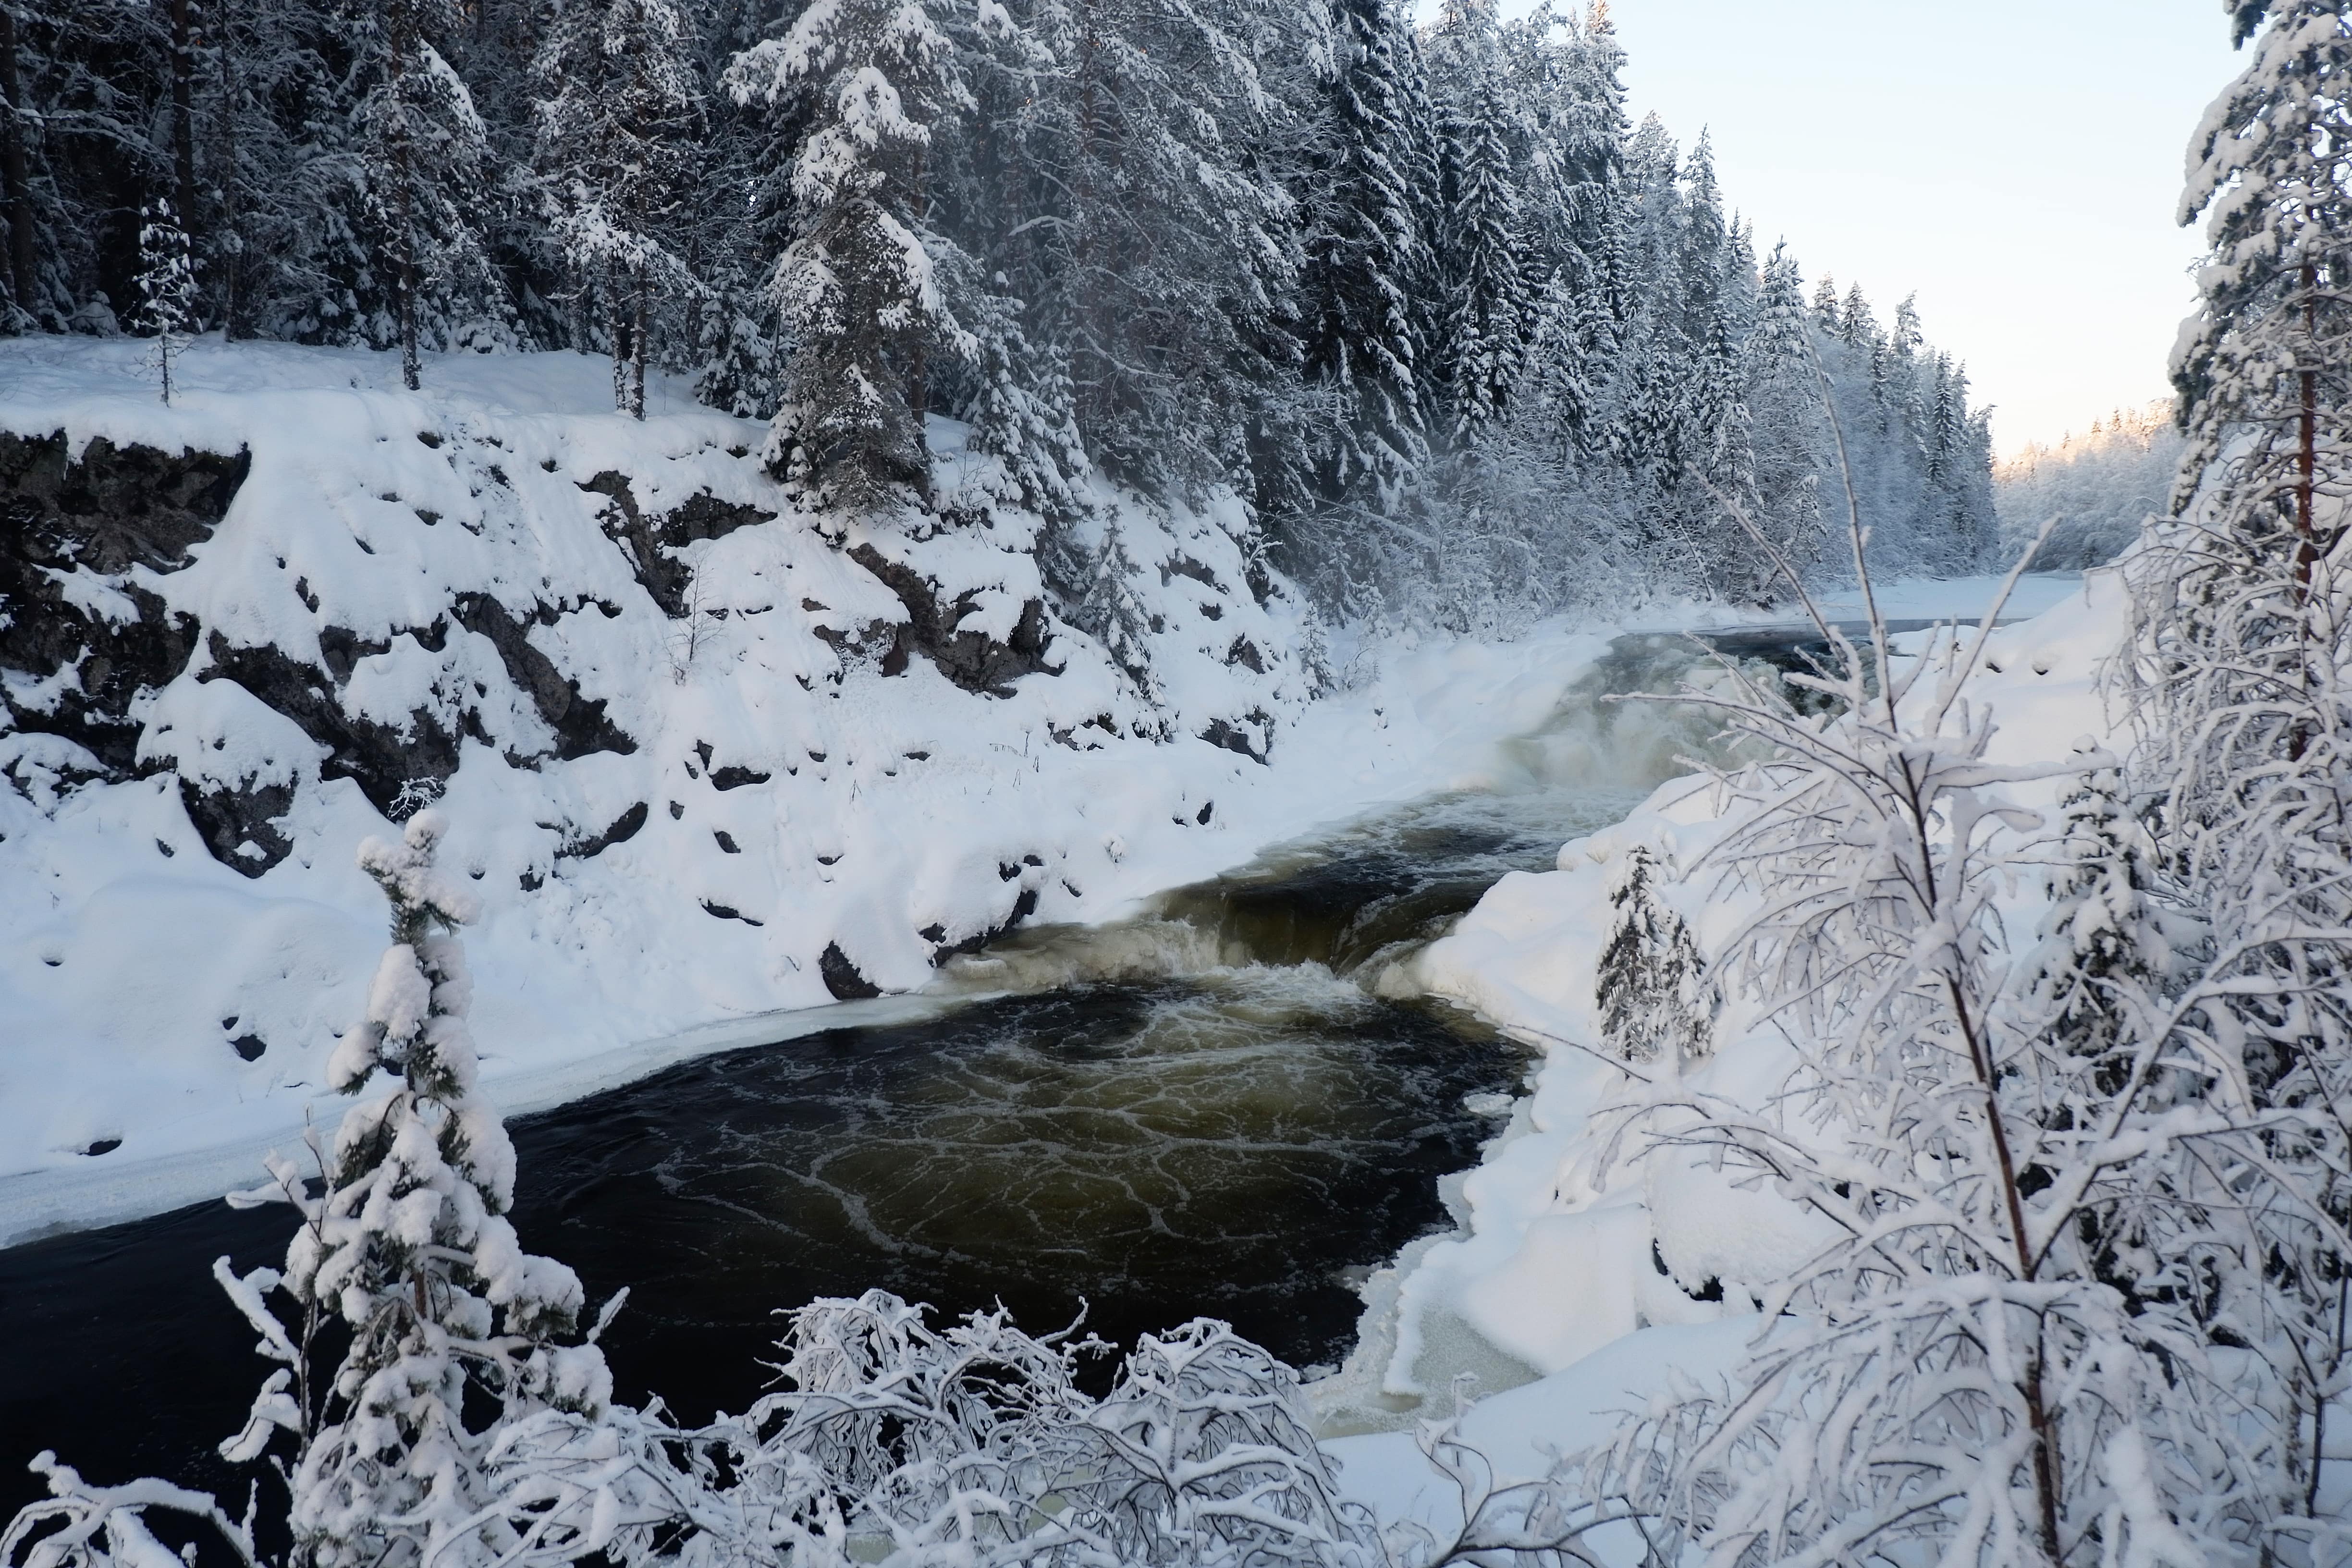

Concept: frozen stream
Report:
left=0, top=625, right=1866, bottom=1519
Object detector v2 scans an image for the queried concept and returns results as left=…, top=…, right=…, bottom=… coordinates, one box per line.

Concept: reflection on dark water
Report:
left=0, top=976, right=1518, bottom=1520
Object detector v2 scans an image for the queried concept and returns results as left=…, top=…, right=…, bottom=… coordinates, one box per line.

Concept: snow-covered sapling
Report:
left=137, top=198, right=196, bottom=404
left=1594, top=842, right=1711, bottom=1064
left=212, top=810, right=614, bottom=1568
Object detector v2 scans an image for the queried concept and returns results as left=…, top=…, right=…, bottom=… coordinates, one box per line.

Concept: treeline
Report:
left=0, top=0, right=1995, bottom=631
left=1994, top=401, right=2184, bottom=570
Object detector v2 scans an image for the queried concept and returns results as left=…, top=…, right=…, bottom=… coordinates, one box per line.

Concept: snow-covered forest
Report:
left=1995, top=400, right=2186, bottom=569
left=4, top=0, right=2351, bottom=1565
left=1, top=0, right=1996, bottom=628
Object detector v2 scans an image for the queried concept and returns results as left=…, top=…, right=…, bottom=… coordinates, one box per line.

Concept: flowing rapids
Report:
left=0, top=625, right=1838, bottom=1515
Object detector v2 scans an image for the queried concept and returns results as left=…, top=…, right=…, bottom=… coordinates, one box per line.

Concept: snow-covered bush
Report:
left=1515, top=485, right=2335, bottom=1562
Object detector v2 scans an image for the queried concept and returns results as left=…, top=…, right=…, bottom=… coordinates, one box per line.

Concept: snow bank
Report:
left=0, top=336, right=1623, bottom=1244
left=1327, top=567, right=2130, bottom=1419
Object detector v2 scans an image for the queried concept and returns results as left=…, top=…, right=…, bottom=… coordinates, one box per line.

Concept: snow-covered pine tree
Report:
left=2021, top=766, right=2173, bottom=1079
left=137, top=197, right=196, bottom=403
left=532, top=0, right=704, bottom=419
left=1837, top=279, right=1872, bottom=353
left=723, top=0, right=975, bottom=510
left=2122, top=4, right=2352, bottom=1540
left=1729, top=239, right=1824, bottom=598
left=354, top=0, right=502, bottom=389
left=1593, top=843, right=1710, bottom=1064
left=213, top=810, right=614, bottom=1568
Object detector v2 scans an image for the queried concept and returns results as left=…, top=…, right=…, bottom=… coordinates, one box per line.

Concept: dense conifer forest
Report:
left=0, top=0, right=1996, bottom=631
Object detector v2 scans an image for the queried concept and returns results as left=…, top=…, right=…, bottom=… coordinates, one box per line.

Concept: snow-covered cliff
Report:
left=0, top=337, right=1323, bottom=1220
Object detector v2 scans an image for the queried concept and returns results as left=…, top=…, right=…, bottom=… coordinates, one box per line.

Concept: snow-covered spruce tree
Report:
left=1295, top=0, right=1433, bottom=506
left=354, top=0, right=502, bottom=389
left=1429, top=14, right=1525, bottom=451
left=210, top=810, right=614, bottom=1568
left=137, top=197, right=196, bottom=404
left=1593, top=843, right=1710, bottom=1065
left=531, top=0, right=705, bottom=419
left=723, top=0, right=975, bottom=512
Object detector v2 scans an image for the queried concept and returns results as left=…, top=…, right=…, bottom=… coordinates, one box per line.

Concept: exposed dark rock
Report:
left=0, top=431, right=246, bottom=774
left=82, top=1139, right=121, bottom=1157
left=197, top=634, right=460, bottom=819
left=1199, top=712, right=1272, bottom=764
left=230, top=1034, right=266, bottom=1062
left=820, top=941, right=882, bottom=999
left=710, top=765, right=769, bottom=790
left=1163, top=555, right=1221, bottom=590
left=703, top=901, right=763, bottom=926
left=845, top=543, right=1054, bottom=696
left=1225, top=637, right=1265, bottom=674
left=561, top=801, right=648, bottom=860
left=449, top=594, right=637, bottom=759
left=317, top=625, right=392, bottom=683
left=178, top=777, right=295, bottom=877
left=713, top=830, right=740, bottom=854
left=925, top=884, right=1039, bottom=966
left=580, top=471, right=774, bottom=617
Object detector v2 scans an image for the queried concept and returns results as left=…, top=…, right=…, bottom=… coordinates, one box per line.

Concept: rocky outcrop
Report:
left=0, top=432, right=248, bottom=774
left=580, top=470, right=773, bottom=618
left=846, top=542, right=1054, bottom=697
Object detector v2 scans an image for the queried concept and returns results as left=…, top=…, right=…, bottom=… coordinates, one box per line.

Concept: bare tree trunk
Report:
left=607, top=253, right=624, bottom=412
left=214, top=0, right=243, bottom=337
left=171, top=0, right=198, bottom=262
left=629, top=264, right=647, bottom=420
left=0, top=4, right=38, bottom=323
left=387, top=0, right=419, bottom=389
left=2298, top=263, right=2317, bottom=590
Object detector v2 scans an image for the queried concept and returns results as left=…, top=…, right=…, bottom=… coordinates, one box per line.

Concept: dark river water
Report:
left=0, top=626, right=1824, bottom=1525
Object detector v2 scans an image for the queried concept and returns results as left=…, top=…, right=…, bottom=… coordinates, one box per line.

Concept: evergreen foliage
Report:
left=531, top=0, right=706, bottom=419
left=1593, top=843, right=1710, bottom=1064
left=1, top=0, right=1996, bottom=634
left=211, top=811, right=615, bottom=1568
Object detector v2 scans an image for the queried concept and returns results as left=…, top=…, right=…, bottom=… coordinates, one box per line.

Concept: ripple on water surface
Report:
left=521, top=968, right=1522, bottom=1421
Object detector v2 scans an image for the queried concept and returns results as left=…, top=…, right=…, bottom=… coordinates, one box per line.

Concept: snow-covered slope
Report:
left=0, top=337, right=1646, bottom=1243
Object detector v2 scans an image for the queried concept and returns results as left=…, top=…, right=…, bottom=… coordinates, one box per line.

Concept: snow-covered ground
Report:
left=0, top=337, right=1653, bottom=1246
left=1314, top=565, right=2128, bottom=1490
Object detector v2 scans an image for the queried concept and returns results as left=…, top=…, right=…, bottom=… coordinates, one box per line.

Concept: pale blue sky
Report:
left=1491, top=1, right=2241, bottom=453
